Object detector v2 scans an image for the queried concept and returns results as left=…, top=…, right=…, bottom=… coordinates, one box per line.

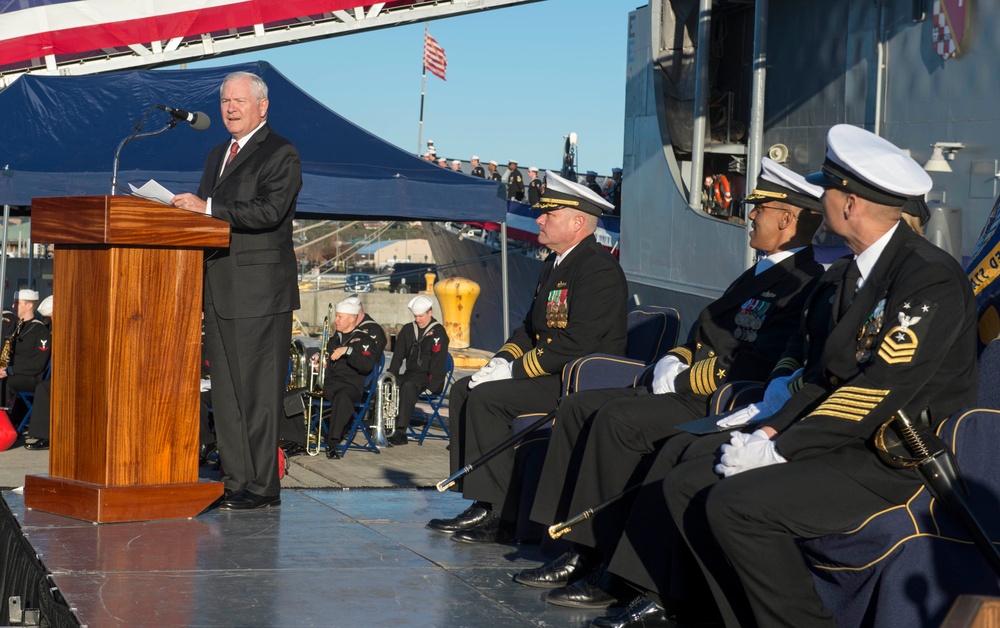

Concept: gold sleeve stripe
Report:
left=499, top=343, right=524, bottom=359
left=669, top=347, right=693, bottom=365
left=773, top=357, right=801, bottom=373
left=806, top=387, right=889, bottom=422
left=690, top=356, right=719, bottom=396
left=523, top=349, right=550, bottom=378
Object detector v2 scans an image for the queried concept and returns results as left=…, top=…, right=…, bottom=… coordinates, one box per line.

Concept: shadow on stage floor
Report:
left=2, top=488, right=608, bottom=627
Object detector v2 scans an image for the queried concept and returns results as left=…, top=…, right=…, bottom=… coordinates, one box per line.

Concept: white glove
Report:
left=471, top=357, right=506, bottom=384
left=652, top=355, right=689, bottom=394
left=714, top=429, right=786, bottom=477
left=468, top=360, right=512, bottom=388
left=715, top=368, right=802, bottom=428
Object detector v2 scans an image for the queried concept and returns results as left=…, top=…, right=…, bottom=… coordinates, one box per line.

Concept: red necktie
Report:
left=225, top=141, right=239, bottom=167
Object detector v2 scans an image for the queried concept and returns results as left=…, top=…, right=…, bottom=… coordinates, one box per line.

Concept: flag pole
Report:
left=417, top=24, right=428, bottom=155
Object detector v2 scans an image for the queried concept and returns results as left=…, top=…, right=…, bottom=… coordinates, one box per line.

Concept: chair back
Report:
left=977, top=338, right=1000, bottom=410
left=625, top=305, right=680, bottom=364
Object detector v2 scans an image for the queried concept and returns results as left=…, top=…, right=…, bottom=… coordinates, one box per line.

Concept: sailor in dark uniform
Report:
left=427, top=170, right=628, bottom=544
left=606, top=167, right=622, bottom=215
left=527, top=166, right=543, bottom=205
left=23, top=295, right=53, bottom=451
left=470, top=155, right=485, bottom=178
left=607, top=125, right=977, bottom=628
left=0, top=289, right=51, bottom=403
left=322, top=295, right=387, bottom=458
left=487, top=160, right=502, bottom=182
left=585, top=170, right=603, bottom=196
left=514, top=158, right=826, bottom=610
left=506, top=159, right=525, bottom=201
left=385, top=295, right=450, bottom=446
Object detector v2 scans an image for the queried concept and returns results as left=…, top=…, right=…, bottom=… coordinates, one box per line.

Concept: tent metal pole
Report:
left=0, top=205, right=8, bottom=305
left=417, top=25, right=428, bottom=155
left=501, top=221, right=510, bottom=342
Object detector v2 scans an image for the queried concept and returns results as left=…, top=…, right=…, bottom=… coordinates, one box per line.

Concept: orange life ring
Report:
left=712, top=175, right=732, bottom=210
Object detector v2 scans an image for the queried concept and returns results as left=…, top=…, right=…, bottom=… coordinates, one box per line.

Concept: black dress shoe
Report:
left=514, top=550, right=596, bottom=588
left=451, top=511, right=514, bottom=544
left=207, top=488, right=237, bottom=510
left=326, top=442, right=342, bottom=459
left=545, top=565, right=620, bottom=609
left=427, top=503, right=491, bottom=533
left=24, top=439, right=49, bottom=451
left=218, top=490, right=281, bottom=511
left=281, top=442, right=305, bottom=457
left=591, top=596, right=675, bottom=628
left=387, top=429, right=408, bottom=446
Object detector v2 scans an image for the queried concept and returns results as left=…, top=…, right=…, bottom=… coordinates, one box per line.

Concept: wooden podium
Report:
left=24, top=196, right=230, bottom=523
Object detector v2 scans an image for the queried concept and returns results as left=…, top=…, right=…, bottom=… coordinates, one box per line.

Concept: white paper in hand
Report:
left=129, top=179, right=175, bottom=205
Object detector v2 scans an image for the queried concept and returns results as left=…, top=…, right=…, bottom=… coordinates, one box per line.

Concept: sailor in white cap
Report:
left=505, top=159, right=525, bottom=202
left=437, top=157, right=448, bottom=168
left=516, top=157, right=827, bottom=615
left=319, top=294, right=387, bottom=458
left=427, top=169, right=629, bottom=544
left=487, top=160, right=501, bottom=181
left=584, top=170, right=603, bottom=195
left=450, top=159, right=462, bottom=172
left=0, top=289, right=50, bottom=409
left=658, top=124, right=977, bottom=628
left=527, top=166, right=543, bottom=205
left=385, top=295, right=450, bottom=446
left=470, top=156, right=485, bottom=178
left=24, top=294, right=54, bottom=451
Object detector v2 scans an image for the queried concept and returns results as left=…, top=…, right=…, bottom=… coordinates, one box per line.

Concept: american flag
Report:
left=423, top=31, right=447, bottom=81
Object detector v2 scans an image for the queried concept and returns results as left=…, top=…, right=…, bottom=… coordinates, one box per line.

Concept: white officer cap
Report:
left=744, top=157, right=824, bottom=213
left=15, top=289, right=38, bottom=301
left=534, top=170, right=614, bottom=217
left=806, top=124, right=932, bottom=207
left=335, top=295, right=363, bottom=315
left=528, top=166, right=539, bottom=173
left=407, top=295, right=433, bottom=315
left=37, top=295, right=53, bottom=317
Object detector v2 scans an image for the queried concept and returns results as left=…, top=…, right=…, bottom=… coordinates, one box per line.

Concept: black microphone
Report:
left=156, top=105, right=211, bottom=131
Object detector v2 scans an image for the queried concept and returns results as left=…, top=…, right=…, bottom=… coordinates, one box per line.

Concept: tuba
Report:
left=372, top=371, right=399, bottom=448
left=305, top=304, right=333, bottom=456
left=287, top=338, right=308, bottom=391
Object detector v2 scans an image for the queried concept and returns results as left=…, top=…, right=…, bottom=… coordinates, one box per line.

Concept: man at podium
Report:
left=171, top=71, right=302, bottom=511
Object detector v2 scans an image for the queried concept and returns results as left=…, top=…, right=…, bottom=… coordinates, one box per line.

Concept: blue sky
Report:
left=189, top=0, right=639, bottom=174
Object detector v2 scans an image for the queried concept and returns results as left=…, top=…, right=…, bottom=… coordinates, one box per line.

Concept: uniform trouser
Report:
left=26, top=378, right=51, bottom=440
left=199, top=389, right=215, bottom=446
left=323, top=381, right=362, bottom=445
left=528, top=387, right=708, bottom=558
left=393, top=373, right=440, bottom=430
left=663, top=438, right=920, bottom=628
left=608, top=431, right=721, bottom=612
left=459, top=374, right=563, bottom=520
left=203, top=303, right=290, bottom=498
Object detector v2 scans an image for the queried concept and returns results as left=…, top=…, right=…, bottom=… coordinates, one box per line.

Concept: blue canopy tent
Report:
left=0, top=61, right=504, bottom=221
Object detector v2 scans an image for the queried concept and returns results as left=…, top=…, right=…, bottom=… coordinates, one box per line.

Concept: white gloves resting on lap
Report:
left=714, top=429, right=787, bottom=477
left=469, top=357, right=512, bottom=389
left=652, top=355, right=689, bottom=394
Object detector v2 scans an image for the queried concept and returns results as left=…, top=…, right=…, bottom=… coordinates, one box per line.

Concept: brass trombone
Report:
left=305, top=304, right=332, bottom=456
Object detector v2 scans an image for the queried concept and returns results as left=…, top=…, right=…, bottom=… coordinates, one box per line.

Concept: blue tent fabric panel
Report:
left=0, top=61, right=503, bottom=222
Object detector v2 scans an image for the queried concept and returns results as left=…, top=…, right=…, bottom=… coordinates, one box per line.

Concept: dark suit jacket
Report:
left=766, top=223, right=978, bottom=473
left=197, top=123, right=302, bottom=319
left=497, top=234, right=628, bottom=379
left=668, top=247, right=824, bottom=398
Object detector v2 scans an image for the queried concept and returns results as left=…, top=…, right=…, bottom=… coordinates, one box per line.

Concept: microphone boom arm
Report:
left=110, top=120, right=177, bottom=196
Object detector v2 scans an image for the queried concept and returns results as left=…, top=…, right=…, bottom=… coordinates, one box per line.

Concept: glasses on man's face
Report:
left=749, top=203, right=797, bottom=220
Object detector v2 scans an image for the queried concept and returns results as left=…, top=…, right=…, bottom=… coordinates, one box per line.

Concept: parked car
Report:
left=388, top=263, right=437, bottom=293
left=344, top=273, right=373, bottom=292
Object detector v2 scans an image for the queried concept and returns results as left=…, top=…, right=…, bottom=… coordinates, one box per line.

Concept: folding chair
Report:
left=332, top=354, right=385, bottom=457
left=15, top=360, right=51, bottom=434
left=409, top=353, right=454, bottom=445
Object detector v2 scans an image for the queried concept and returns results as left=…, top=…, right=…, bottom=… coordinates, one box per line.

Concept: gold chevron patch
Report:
left=670, top=346, right=693, bottom=365
left=523, top=348, right=549, bottom=378
left=878, top=326, right=918, bottom=364
left=500, top=343, right=524, bottom=359
left=690, top=356, right=719, bottom=396
left=806, top=386, right=889, bottom=422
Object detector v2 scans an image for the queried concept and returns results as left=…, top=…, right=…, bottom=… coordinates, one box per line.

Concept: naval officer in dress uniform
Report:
left=506, top=159, right=525, bottom=201
left=623, top=125, right=979, bottom=628
left=514, top=158, right=826, bottom=610
left=385, top=295, right=450, bottom=446
left=427, top=170, right=629, bottom=544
